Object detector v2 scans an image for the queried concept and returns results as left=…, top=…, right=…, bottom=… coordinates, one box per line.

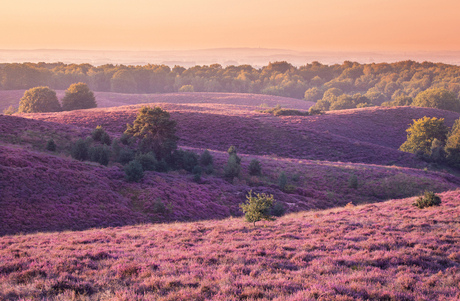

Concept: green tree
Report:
left=412, top=88, right=460, bottom=112
left=445, top=119, right=460, bottom=168
left=240, top=191, right=275, bottom=227
left=61, top=82, right=97, bottom=111
left=18, top=86, right=61, bottom=113
left=304, top=87, right=323, bottom=102
left=124, top=106, right=179, bottom=159
left=399, top=117, right=449, bottom=155
left=110, top=69, right=137, bottom=93
left=224, top=145, right=241, bottom=180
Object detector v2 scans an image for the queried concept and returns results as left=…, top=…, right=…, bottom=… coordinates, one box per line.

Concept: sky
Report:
left=1, top=0, right=459, bottom=52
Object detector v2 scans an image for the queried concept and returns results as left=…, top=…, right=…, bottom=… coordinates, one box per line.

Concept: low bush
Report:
left=200, top=149, right=213, bottom=166
left=413, top=191, right=441, bottom=209
left=348, top=174, right=358, bottom=189
left=271, top=202, right=286, bottom=217
left=261, top=104, right=309, bottom=116
left=136, top=152, right=157, bottom=171
left=71, top=139, right=89, bottom=161
left=248, top=159, right=262, bottom=176
left=156, top=159, right=169, bottom=172
left=240, top=191, right=275, bottom=227
left=91, top=126, right=105, bottom=141
left=124, top=160, right=144, bottom=182
left=89, top=145, right=110, bottom=166
left=118, top=148, right=135, bottom=165
left=278, top=172, right=287, bottom=191
left=46, top=139, right=56, bottom=152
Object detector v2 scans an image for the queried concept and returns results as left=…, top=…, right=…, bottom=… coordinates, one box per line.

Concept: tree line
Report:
left=2, top=60, right=460, bottom=109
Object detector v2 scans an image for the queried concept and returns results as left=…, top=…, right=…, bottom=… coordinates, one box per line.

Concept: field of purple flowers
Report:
left=0, top=90, right=314, bottom=113
left=21, top=102, right=449, bottom=168
left=1, top=191, right=459, bottom=300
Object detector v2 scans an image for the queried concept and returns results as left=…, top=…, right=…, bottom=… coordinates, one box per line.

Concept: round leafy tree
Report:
left=124, top=106, right=179, bottom=159
left=111, top=70, right=137, bottom=93
left=18, top=86, right=61, bottom=113
left=399, top=117, right=449, bottom=155
left=61, top=82, right=97, bottom=111
left=412, top=88, right=460, bottom=112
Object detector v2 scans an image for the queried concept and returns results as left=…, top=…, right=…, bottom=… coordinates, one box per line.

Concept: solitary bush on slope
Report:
left=271, top=202, right=286, bottom=217
left=124, top=160, right=144, bottom=182
left=248, top=159, right=262, bottom=176
left=71, top=139, right=89, bottom=161
left=413, top=191, right=441, bottom=209
left=92, top=126, right=105, bottom=141
left=46, top=139, right=56, bottom=152
left=240, top=191, right=275, bottom=227
left=18, top=86, right=61, bottom=113
left=61, top=82, right=97, bottom=111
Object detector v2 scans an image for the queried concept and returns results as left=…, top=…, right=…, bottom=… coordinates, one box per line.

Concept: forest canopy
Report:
left=2, top=60, right=460, bottom=112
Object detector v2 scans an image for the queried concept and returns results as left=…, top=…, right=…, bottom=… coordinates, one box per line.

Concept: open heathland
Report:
left=0, top=191, right=459, bottom=300
left=1, top=91, right=460, bottom=300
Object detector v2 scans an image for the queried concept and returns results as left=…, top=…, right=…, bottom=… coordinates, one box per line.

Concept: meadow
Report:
left=1, top=91, right=460, bottom=300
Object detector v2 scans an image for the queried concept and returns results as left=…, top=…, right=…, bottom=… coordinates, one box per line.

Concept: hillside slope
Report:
left=0, top=90, right=314, bottom=112
left=1, top=191, right=459, bottom=300
left=22, top=104, right=443, bottom=167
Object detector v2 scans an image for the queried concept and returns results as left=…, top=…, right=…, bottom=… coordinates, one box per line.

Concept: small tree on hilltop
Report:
left=124, top=106, right=179, bottom=160
left=18, top=86, right=61, bottom=113
left=240, top=191, right=275, bottom=227
left=399, top=117, right=449, bottom=155
left=61, top=82, right=97, bottom=111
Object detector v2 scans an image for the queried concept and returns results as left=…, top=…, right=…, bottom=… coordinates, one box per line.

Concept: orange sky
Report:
left=1, top=0, right=459, bottom=51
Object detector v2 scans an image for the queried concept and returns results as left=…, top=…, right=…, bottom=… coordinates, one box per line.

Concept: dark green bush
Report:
left=278, top=172, right=287, bottom=191
left=101, top=132, right=111, bottom=145
left=170, top=149, right=199, bottom=172
left=413, top=191, right=441, bottom=209
left=200, top=149, right=213, bottom=166
left=261, top=104, right=309, bottom=116
left=348, top=174, right=358, bottom=189
left=46, top=139, right=56, bottom=152
left=120, top=133, right=131, bottom=145
left=153, top=198, right=166, bottom=214
left=124, top=160, right=144, bottom=182
left=204, top=164, right=214, bottom=174
left=136, top=152, right=157, bottom=171
left=89, top=145, right=110, bottom=166
left=308, top=107, right=323, bottom=115
left=224, top=154, right=241, bottom=180
left=271, top=202, right=286, bottom=217
left=118, top=148, right=135, bottom=165
left=91, top=125, right=105, bottom=141
left=71, top=138, right=89, bottom=161
left=111, top=138, right=121, bottom=158
left=248, top=159, right=262, bottom=176
left=156, top=159, right=169, bottom=172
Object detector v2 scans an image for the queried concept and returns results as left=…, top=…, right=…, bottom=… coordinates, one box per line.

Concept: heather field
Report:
left=2, top=92, right=460, bottom=300
left=0, top=192, right=459, bottom=300
left=0, top=90, right=314, bottom=113
left=20, top=102, right=448, bottom=167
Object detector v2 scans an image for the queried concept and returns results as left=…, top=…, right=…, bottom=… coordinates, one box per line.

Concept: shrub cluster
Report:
left=413, top=191, right=441, bottom=209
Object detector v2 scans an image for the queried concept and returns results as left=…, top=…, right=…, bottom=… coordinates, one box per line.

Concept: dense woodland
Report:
left=2, top=61, right=460, bottom=110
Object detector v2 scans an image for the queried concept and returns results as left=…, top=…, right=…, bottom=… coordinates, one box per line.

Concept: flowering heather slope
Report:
left=1, top=191, right=459, bottom=300
left=0, top=90, right=313, bottom=112
left=1, top=139, right=459, bottom=236
left=22, top=103, right=439, bottom=167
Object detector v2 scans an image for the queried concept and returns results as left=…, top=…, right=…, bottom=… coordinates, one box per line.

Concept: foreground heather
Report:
left=1, top=191, right=459, bottom=300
